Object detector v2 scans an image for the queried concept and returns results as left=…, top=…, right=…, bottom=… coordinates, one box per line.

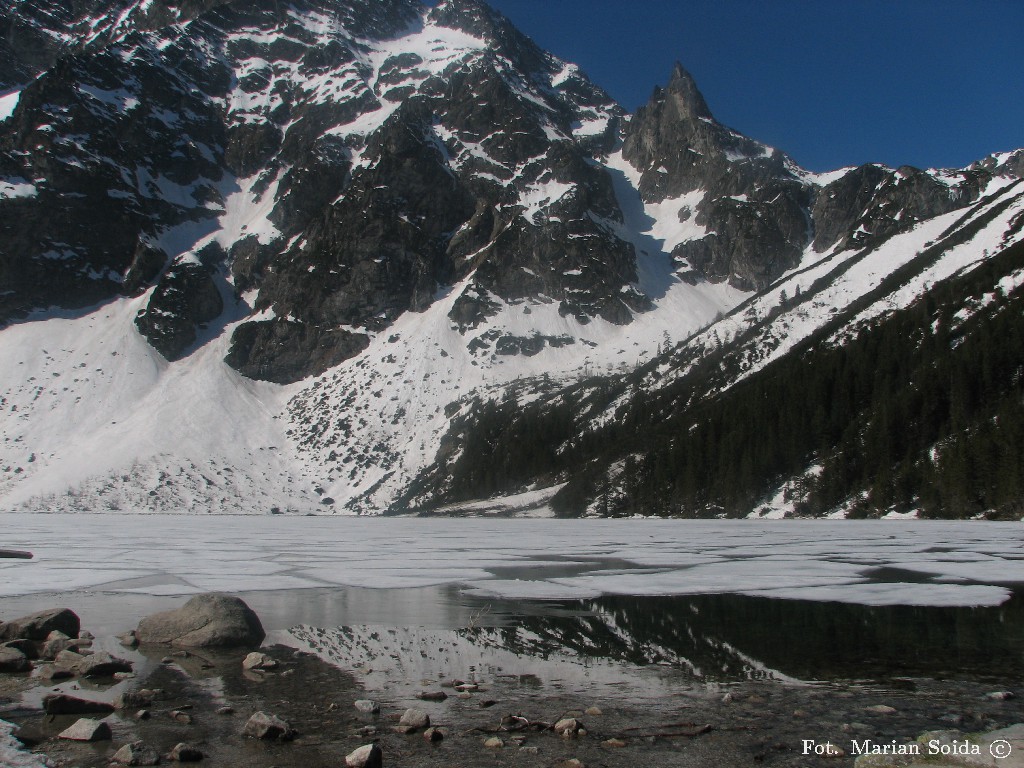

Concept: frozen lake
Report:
left=2, top=514, right=1022, bottom=612
left=1, top=514, right=1023, bottom=693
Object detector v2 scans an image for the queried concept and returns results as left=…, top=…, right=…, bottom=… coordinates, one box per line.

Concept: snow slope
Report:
left=0, top=296, right=315, bottom=513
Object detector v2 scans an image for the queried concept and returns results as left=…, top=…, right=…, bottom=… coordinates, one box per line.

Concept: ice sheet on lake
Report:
left=0, top=515, right=1021, bottom=607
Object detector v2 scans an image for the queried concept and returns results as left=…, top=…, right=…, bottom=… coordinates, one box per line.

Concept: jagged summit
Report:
left=663, top=61, right=714, bottom=121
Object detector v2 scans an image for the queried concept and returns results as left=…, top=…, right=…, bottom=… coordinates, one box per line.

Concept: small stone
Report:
left=519, top=746, right=539, bottom=755
left=391, top=725, right=416, bottom=735
left=43, top=694, right=115, bottom=716
left=242, top=651, right=278, bottom=671
left=554, top=760, right=585, bottom=768
left=417, top=690, right=448, bottom=701
left=865, top=705, right=897, bottom=715
left=457, top=692, right=472, bottom=699
left=398, top=708, right=430, bottom=730
left=985, top=691, right=1015, bottom=701
left=168, top=743, right=204, bottom=762
left=455, top=683, right=478, bottom=692
left=354, top=699, right=380, bottom=714
left=118, top=631, right=140, bottom=648
left=480, top=699, right=498, bottom=708
left=484, top=737, right=504, bottom=748
left=0, top=646, right=30, bottom=673
left=243, top=711, right=296, bottom=740
left=721, top=692, right=735, bottom=704
left=603, top=738, right=626, bottom=748
left=114, top=671, right=136, bottom=681
left=344, top=743, right=382, bottom=768
left=136, top=710, right=151, bottom=721
left=171, top=710, right=193, bottom=724
left=78, top=630, right=95, bottom=640
left=792, top=708, right=808, bottom=717
left=585, top=706, right=603, bottom=716
left=423, top=726, right=444, bottom=742
left=554, top=718, right=583, bottom=737
left=57, top=718, right=112, bottom=742
left=111, top=740, right=161, bottom=766
left=216, top=706, right=234, bottom=715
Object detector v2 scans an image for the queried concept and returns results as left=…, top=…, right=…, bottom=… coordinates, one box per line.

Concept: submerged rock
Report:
left=136, top=594, right=265, bottom=648
left=398, top=708, right=429, bottom=730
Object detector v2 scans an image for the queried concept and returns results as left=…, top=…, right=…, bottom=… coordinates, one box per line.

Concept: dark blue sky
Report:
left=485, top=0, right=1024, bottom=172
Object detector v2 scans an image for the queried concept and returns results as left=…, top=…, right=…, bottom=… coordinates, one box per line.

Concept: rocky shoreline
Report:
left=2, top=594, right=1023, bottom=767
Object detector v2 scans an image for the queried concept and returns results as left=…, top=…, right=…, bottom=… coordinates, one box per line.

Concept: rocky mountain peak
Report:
left=663, top=61, right=713, bottom=122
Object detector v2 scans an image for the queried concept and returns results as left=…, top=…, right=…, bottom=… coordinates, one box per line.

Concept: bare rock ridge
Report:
left=0, top=0, right=1019, bottom=377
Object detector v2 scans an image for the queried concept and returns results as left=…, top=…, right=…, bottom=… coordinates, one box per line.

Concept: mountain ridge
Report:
left=1, top=0, right=1022, bottom=517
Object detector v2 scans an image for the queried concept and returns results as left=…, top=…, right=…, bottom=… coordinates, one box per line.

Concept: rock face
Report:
left=0, top=608, right=80, bottom=641
left=136, top=594, right=265, bottom=648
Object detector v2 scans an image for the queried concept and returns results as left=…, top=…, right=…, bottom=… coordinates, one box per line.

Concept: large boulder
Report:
left=0, top=608, right=80, bottom=641
left=136, top=594, right=265, bottom=648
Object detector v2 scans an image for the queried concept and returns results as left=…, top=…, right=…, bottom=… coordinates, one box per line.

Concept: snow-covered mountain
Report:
left=1, top=0, right=1022, bottom=517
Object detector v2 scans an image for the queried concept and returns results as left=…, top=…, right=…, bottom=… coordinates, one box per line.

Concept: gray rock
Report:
left=0, top=608, right=80, bottom=641
left=78, top=651, right=133, bottom=677
left=354, top=699, right=380, bottom=714
left=118, top=630, right=140, bottom=648
left=43, top=694, right=116, bottom=715
left=136, top=594, right=265, bottom=648
left=554, top=717, right=583, bottom=737
left=112, top=741, right=162, bottom=766
left=58, top=718, right=112, bottom=742
left=242, top=711, right=296, bottom=741
left=40, top=630, right=75, bottom=659
left=398, top=708, right=430, bottom=730
left=53, top=649, right=87, bottom=670
left=345, top=743, right=383, bottom=768
left=168, top=743, right=204, bottom=762
left=484, top=736, right=504, bottom=748
left=38, top=664, right=74, bottom=681
left=0, top=646, right=30, bottom=673
left=135, top=259, right=224, bottom=361
left=423, top=726, right=444, bottom=742
left=2, top=638, right=37, bottom=659
left=241, top=651, right=278, bottom=671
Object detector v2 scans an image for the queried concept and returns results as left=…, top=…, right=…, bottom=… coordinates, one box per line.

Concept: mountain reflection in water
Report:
left=291, top=591, right=1024, bottom=688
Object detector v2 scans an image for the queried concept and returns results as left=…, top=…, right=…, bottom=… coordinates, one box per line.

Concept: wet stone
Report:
left=398, top=708, right=429, bottom=729
left=345, top=742, right=383, bottom=768
left=57, top=718, right=112, bottom=742
left=243, top=710, right=296, bottom=740
left=111, top=740, right=162, bottom=766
